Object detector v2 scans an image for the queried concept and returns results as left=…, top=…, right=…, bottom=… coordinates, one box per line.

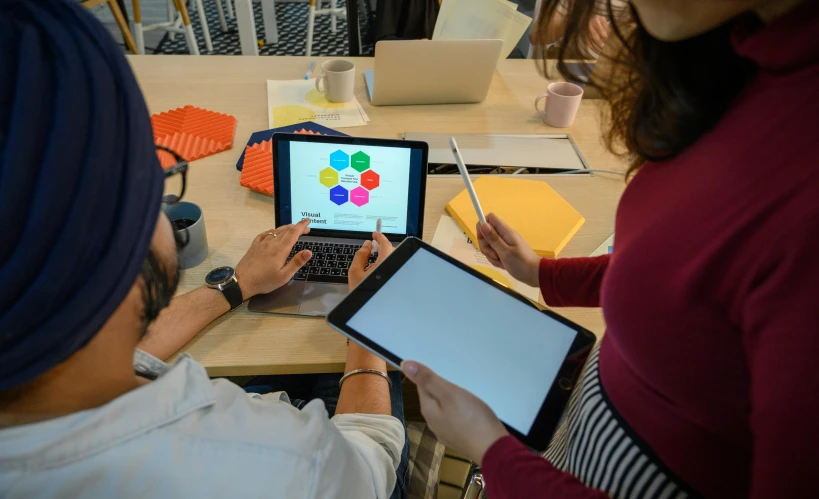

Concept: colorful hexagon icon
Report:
left=351, top=151, right=370, bottom=173
left=361, top=169, right=380, bottom=190
left=350, top=186, right=369, bottom=207
left=329, top=185, right=348, bottom=205
left=330, top=150, right=349, bottom=171
left=319, top=167, right=339, bottom=188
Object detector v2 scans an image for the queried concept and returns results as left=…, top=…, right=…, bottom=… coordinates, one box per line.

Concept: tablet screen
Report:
left=347, top=247, right=578, bottom=435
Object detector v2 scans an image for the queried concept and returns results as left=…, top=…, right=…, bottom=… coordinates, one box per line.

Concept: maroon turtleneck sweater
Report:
left=481, top=4, right=819, bottom=498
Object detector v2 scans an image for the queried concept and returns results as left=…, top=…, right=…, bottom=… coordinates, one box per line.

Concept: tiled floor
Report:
left=92, top=0, right=314, bottom=53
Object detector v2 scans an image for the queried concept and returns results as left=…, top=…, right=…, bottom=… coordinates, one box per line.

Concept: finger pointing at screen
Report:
left=347, top=233, right=394, bottom=290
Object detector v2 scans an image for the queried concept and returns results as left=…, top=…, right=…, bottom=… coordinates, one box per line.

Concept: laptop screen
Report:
left=275, top=136, right=427, bottom=238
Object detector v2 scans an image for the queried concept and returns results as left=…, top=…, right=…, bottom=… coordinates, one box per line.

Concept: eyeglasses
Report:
left=158, top=145, right=190, bottom=249
left=158, top=144, right=188, bottom=205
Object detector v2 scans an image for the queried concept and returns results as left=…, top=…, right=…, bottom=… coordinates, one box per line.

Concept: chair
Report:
left=190, top=0, right=233, bottom=52
left=132, top=0, right=200, bottom=54
left=437, top=451, right=483, bottom=499
left=135, top=0, right=234, bottom=54
left=306, top=0, right=346, bottom=57
left=81, top=0, right=138, bottom=54
left=167, top=0, right=235, bottom=43
left=233, top=0, right=279, bottom=56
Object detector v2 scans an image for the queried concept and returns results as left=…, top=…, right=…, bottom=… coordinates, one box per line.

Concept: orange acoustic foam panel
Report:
left=152, top=105, right=237, bottom=168
left=238, top=129, right=325, bottom=196
left=240, top=140, right=274, bottom=195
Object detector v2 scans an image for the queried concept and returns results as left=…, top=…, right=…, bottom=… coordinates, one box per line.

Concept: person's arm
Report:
left=740, top=219, right=819, bottom=498
left=482, top=436, right=608, bottom=499
left=138, top=219, right=314, bottom=360
left=335, top=234, right=395, bottom=416
left=538, top=254, right=609, bottom=307
left=543, top=12, right=568, bottom=45
left=475, top=213, right=609, bottom=308
left=138, top=286, right=230, bottom=360
left=331, top=340, right=403, bottom=499
left=336, top=343, right=392, bottom=415
left=329, top=234, right=404, bottom=498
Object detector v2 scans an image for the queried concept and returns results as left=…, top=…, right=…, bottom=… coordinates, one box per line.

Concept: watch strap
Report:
left=221, top=279, right=244, bottom=310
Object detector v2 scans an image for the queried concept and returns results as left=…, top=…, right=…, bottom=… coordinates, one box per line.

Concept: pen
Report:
left=304, top=60, right=316, bottom=80
left=372, top=218, right=382, bottom=253
left=449, top=137, right=487, bottom=224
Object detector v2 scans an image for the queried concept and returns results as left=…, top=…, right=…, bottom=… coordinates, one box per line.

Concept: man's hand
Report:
left=348, top=232, right=393, bottom=290
left=402, top=361, right=509, bottom=466
left=235, top=218, right=313, bottom=298
left=588, top=15, right=610, bottom=50
left=475, top=213, right=541, bottom=288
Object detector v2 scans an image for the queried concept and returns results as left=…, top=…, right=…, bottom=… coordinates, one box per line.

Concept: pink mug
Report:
left=535, top=82, right=584, bottom=128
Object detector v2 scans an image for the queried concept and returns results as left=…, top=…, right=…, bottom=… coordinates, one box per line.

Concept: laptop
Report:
left=363, top=40, right=504, bottom=106
left=248, top=133, right=429, bottom=317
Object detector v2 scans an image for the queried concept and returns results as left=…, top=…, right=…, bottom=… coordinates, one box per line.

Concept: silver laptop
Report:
left=248, top=133, right=428, bottom=317
left=364, top=40, right=504, bottom=106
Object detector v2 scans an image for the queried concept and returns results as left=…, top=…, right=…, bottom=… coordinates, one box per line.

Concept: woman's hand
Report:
left=348, top=232, right=394, bottom=290
left=476, top=213, right=541, bottom=288
left=588, top=15, right=611, bottom=50
left=402, top=360, right=509, bottom=466
left=235, top=218, right=313, bottom=298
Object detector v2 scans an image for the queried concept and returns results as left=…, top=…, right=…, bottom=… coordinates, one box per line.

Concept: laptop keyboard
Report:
left=287, top=240, right=376, bottom=284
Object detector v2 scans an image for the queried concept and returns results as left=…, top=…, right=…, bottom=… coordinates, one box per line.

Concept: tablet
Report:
left=327, top=238, right=596, bottom=451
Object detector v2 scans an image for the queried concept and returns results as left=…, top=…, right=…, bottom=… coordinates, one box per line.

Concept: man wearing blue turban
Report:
left=0, top=2, right=406, bottom=497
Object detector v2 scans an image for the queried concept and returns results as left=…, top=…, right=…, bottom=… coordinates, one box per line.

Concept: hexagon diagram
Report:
left=350, top=186, right=369, bottom=207
left=361, top=170, right=380, bottom=190
left=338, top=170, right=360, bottom=190
left=351, top=151, right=370, bottom=173
left=319, top=167, right=339, bottom=188
left=330, top=150, right=349, bottom=171
left=330, top=185, right=349, bottom=205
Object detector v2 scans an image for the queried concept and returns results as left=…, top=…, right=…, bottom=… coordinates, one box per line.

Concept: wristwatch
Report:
left=206, top=266, right=243, bottom=310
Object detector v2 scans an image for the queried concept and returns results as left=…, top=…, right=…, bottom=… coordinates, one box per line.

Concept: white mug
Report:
left=535, top=82, right=584, bottom=128
left=315, top=60, right=355, bottom=103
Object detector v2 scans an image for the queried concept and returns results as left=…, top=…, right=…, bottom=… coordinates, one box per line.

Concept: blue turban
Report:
left=0, top=1, right=165, bottom=390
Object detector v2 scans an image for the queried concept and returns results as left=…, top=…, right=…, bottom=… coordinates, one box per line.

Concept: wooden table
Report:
left=128, top=56, right=625, bottom=376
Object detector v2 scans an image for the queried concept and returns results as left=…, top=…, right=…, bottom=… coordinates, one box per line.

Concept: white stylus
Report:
left=372, top=217, right=382, bottom=253
left=449, top=137, right=486, bottom=224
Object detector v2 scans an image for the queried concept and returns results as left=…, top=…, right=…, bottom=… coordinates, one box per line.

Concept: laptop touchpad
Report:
left=247, top=280, right=305, bottom=315
left=298, top=283, right=348, bottom=316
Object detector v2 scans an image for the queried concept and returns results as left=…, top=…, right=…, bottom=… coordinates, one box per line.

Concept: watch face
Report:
left=206, top=266, right=234, bottom=286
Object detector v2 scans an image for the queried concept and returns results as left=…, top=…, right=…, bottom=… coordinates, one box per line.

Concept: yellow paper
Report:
left=431, top=215, right=541, bottom=302
left=433, top=0, right=532, bottom=61
left=266, top=80, right=367, bottom=129
left=445, top=176, right=585, bottom=259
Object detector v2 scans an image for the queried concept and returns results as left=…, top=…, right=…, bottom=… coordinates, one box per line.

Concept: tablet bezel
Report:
left=327, top=237, right=596, bottom=451
left=272, top=133, right=429, bottom=243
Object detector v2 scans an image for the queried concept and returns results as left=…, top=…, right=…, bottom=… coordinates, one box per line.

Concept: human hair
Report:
left=138, top=248, right=179, bottom=336
left=532, top=1, right=758, bottom=177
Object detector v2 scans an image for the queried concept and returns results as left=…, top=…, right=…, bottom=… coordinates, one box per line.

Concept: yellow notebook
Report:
left=445, top=176, right=585, bottom=258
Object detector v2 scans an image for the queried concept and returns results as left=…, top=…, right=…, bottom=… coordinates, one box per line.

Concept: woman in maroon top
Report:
left=400, top=0, right=819, bottom=497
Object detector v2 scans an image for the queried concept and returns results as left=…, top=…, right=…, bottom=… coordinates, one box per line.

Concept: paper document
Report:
left=267, top=79, right=368, bottom=129
left=590, top=234, right=614, bottom=256
left=403, top=132, right=588, bottom=171
left=433, top=0, right=532, bottom=60
left=431, top=215, right=541, bottom=303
